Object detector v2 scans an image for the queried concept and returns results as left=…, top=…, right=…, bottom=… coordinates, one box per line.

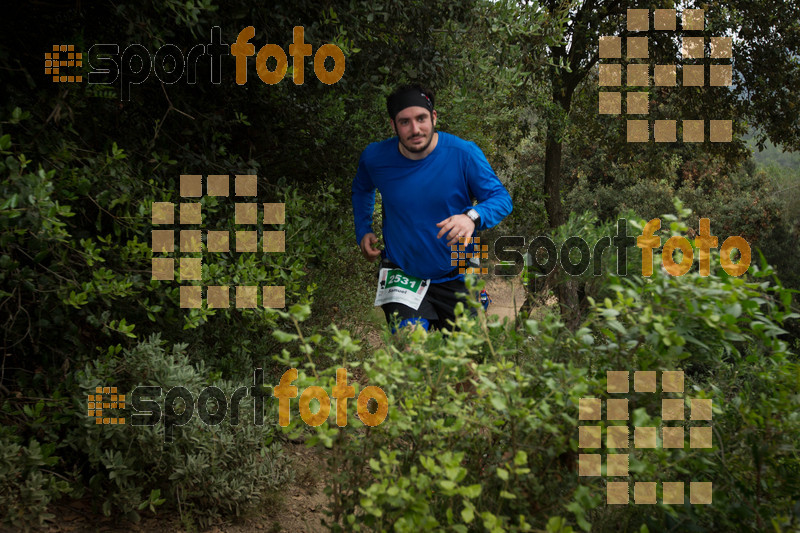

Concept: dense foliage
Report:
left=1, top=0, right=798, bottom=531
left=279, top=206, right=799, bottom=532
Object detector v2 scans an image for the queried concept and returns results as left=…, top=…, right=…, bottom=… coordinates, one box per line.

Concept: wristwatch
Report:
left=464, top=208, right=481, bottom=228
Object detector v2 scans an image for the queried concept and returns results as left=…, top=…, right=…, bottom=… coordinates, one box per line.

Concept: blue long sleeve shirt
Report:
left=352, top=131, right=513, bottom=281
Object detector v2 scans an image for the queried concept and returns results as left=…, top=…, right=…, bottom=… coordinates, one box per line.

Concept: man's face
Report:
left=391, top=106, right=437, bottom=156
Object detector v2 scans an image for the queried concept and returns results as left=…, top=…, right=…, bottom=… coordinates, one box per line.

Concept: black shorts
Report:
left=382, top=278, right=477, bottom=331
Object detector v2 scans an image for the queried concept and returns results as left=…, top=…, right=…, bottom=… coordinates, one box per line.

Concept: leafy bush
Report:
left=272, top=205, right=799, bottom=532
left=0, top=116, right=342, bottom=527
left=71, top=334, right=292, bottom=528
left=0, top=436, right=72, bottom=531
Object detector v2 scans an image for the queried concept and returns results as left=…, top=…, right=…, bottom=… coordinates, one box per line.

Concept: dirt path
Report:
left=262, top=443, right=330, bottom=532
left=482, top=276, right=526, bottom=321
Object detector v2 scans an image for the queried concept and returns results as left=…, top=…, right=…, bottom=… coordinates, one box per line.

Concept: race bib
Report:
left=374, top=268, right=430, bottom=310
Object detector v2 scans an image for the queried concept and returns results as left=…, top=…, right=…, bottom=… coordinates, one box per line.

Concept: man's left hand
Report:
left=436, top=214, right=476, bottom=246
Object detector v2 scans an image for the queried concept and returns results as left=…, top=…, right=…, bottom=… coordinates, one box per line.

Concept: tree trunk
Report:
left=545, top=96, right=581, bottom=330
left=543, top=135, right=565, bottom=229
left=525, top=0, right=630, bottom=329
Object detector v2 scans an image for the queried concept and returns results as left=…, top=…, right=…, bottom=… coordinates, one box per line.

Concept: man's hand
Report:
left=359, top=232, right=382, bottom=262
left=436, top=214, right=476, bottom=246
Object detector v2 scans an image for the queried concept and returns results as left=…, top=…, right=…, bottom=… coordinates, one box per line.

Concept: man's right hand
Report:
left=359, top=233, right=381, bottom=262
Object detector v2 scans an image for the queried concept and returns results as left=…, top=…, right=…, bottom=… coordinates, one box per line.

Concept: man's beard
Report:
left=400, top=128, right=435, bottom=154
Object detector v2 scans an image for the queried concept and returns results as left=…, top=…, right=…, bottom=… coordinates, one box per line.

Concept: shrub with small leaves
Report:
left=71, top=334, right=293, bottom=527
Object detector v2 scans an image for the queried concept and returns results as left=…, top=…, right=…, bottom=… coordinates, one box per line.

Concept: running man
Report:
left=352, top=83, right=512, bottom=331
left=479, top=289, right=492, bottom=312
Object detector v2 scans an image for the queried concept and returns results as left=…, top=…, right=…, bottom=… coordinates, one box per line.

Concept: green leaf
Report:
left=490, top=394, right=507, bottom=411
left=725, top=303, right=742, bottom=318
left=546, top=516, right=574, bottom=533
left=439, top=480, right=456, bottom=491
left=461, top=484, right=482, bottom=498
left=289, top=303, right=311, bottom=321
left=514, top=450, right=528, bottom=466
left=273, top=330, right=299, bottom=342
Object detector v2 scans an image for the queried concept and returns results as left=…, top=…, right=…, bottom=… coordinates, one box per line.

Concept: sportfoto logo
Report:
left=48, top=26, right=345, bottom=99
left=465, top=218, right=750, bottom=278
left=89, top=369, right=388, bottom=443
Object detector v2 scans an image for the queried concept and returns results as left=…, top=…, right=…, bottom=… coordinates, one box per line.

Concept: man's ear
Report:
left=389, top=119, right=397, bottom=135
left=431, top=110, right=437, bottom=127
